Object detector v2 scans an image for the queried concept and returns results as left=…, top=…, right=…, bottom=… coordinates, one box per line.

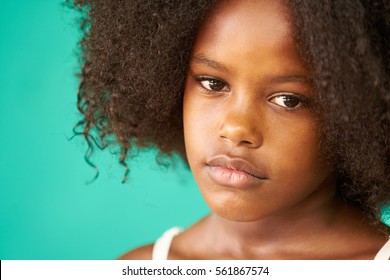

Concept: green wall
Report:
left=0, top=0, right=388, bottom=260
left=0, top=0, right=209, bottom=260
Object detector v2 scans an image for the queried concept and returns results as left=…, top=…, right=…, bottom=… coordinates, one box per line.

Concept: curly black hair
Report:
left=70, top=0, right=390, bottom=221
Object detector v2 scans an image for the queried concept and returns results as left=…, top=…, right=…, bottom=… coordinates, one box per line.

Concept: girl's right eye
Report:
left=196, top=77, right=230, bottom=92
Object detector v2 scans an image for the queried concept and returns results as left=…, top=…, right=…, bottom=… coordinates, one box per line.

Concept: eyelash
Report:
left=268, top=94, right=307, bottom=110
left=194, top=76, right=307, bottom=110
left=195, top=76, right=230, bottom=92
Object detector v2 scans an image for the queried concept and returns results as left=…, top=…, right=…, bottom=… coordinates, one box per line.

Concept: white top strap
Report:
left=152, top=227, right=182, bottom=260
left=152, top=228, right=389, bottom=260
left=374, top=238, right=390, bottom=260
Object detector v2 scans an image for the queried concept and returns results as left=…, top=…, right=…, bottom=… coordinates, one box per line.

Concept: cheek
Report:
left=183, top=90, right=196, bottom=140
left=267, top=122, right=330, bottom=187
left=183, top=89, right=215, bottom=158
left=183, top=90, right=202, bottom=163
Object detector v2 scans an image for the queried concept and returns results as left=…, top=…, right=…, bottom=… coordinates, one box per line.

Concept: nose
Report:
left=218, top=107, right=263, bottom=148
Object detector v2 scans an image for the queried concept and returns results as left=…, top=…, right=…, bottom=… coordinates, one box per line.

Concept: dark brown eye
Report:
left=198, top=78, right=229, bottom=92
left=270, top=95, right=302, bottom=108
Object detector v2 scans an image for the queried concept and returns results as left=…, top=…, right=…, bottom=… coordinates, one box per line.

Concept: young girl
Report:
left=71, top=0, right=390, bottom=259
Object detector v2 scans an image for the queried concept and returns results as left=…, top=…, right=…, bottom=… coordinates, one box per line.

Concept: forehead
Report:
left=191, top=0, right=306, bottom=77
left=193, top=0, right=295, bottom=56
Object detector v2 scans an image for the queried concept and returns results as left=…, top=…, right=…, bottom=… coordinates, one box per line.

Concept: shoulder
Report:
left=350, top=222, right=390, bottom=259
left=117, top=244, right=154, bottom=260
left=116, top=227, right=184, bottom=260
left=117, top=217, right=212, bottom=260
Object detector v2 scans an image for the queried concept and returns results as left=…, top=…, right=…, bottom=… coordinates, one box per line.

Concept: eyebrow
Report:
left=190, top=54, right=312, bottom=85
left=266, top=75, right=313, bottom=85
left=190, top=55, right=229, bottom=73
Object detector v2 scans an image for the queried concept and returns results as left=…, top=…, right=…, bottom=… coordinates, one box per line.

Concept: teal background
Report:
left=0, top=0, right=209, bottom=259
left=0, top=0, right=389, bottom=260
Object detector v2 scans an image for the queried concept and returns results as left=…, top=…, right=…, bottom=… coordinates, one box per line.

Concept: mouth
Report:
left=206, top=156, right=267, bottom=188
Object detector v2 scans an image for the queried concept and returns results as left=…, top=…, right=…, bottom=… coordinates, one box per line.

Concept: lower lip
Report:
left=206, top=166, right=265, bottom=188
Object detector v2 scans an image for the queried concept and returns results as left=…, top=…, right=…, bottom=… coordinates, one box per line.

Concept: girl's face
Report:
left=183, top=0, right=335, bottom=222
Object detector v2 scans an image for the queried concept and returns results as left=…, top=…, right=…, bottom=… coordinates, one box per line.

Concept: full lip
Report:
left=205, top=155, right=267, bottom=188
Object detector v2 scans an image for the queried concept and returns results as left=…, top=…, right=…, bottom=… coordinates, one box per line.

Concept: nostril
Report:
left=218, top=112, right=262, bottom=148
left=241, top=140, right=253, bottom=145
left=219, top=132, right=259, bottom=147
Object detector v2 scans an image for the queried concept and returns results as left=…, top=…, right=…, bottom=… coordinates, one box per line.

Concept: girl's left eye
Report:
left=197, top=77, right=230, bottom=92
left=269, top=94, right=304, bottom=109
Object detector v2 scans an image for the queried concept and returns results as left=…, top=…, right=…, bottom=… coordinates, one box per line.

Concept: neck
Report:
left=207, top=175, right=357, bottom=258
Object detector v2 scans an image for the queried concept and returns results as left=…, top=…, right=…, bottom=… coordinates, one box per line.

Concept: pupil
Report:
left=210, top=80, right=224, bottom=91
left=283, top=96, right=299, bottom=107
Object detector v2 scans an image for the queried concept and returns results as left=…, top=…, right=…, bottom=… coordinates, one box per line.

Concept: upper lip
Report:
left=206, top=156, right=267, bottom=180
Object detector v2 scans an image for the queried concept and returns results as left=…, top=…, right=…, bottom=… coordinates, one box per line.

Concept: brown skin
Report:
left=119, top=0, right=389, bottom=260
